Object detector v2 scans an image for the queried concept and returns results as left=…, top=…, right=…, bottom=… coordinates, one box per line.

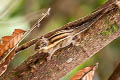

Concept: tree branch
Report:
left=1, top=0, right=120, bottom=79
left=15, top=38, right=40, bottom=53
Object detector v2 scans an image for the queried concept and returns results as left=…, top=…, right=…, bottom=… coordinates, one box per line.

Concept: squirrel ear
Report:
left=41, top=36, right=48, bottom=43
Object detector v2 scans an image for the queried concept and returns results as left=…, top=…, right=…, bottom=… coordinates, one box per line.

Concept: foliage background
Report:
left=0, top=0, right=120, bottom=80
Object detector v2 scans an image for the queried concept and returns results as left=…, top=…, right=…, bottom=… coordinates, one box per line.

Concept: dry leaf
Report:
left=70, top=63, right=98, bottom=80
left=0, top=29, right=25, bottom=57
left=0, top=49, right=15, bottom=76
left=0, top=29, right=25, bottom=76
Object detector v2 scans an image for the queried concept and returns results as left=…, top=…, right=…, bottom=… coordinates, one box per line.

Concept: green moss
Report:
left=112, top=22, right=119, bottom=32
left=100, top=21, right=119, bottom=36
left=101, top=31, right=109, bottom=36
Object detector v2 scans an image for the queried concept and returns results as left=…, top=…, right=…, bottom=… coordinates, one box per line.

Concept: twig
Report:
left=7, top=8, right=50, bottom=56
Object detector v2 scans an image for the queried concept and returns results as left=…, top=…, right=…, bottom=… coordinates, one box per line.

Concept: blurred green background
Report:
left=0, top=0, right=120, bottom=80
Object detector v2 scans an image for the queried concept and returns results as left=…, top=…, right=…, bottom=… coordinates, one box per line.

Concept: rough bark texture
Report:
left=109, top=63, right=120, bottom=80
left=1, top=0, right=120, bottom=80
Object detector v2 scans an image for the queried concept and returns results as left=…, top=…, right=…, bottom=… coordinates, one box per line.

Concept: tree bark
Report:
left=1, top=0, right=120, bottom=80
